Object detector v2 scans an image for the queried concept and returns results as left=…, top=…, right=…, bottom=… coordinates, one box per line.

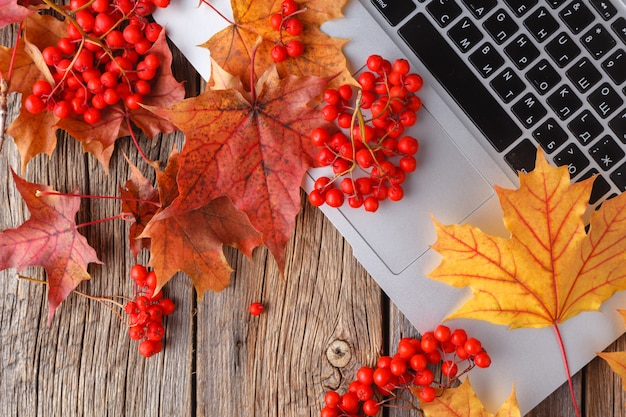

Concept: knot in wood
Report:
left=326, top=340, right=351, bottom=368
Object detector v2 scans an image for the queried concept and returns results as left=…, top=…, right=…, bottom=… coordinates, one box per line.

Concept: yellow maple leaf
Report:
left=201, top=0, right=352, bottom=88
left=421, top=379, right=520, bottom=417
left=429, top=149, right=626, bottom=329
left=598, top=310, right=626, bottom=389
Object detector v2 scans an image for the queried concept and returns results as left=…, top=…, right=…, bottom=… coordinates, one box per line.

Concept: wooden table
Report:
left=1, top=17, right=625, bottom=417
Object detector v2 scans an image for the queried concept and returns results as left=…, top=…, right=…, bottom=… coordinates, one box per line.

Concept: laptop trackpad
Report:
left=323, top=105, right=495, bottom=275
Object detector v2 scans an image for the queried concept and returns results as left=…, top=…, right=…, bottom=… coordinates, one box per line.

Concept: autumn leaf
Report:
left=150, top=64, right=327, bottom=272
left=598, top=310, right=626, bottom=390
left=139, top=149, right=263, bottom=295
left=0, top=170, right=102, bottom=322
left=420, top=379, right=520, bottom=417
left=5, top=14, right=185, bottom=170
left=201, top=0, right=352, bottom=88
left=0, top=0, right=38, bottom=28
left=428, top=148, right=626, bottom=329
left=119, top=158, right=161, bottom=258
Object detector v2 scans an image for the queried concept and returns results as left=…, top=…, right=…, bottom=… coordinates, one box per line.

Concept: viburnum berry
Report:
left=249, top=301, right=265, bottom=316
left=320, top=324, right=491, bottom=416
left=271, top=44, right=288, bottom=62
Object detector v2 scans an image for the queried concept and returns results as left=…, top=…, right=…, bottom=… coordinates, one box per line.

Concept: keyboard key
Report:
left=559, top=1, right=595, bottom=34
left=504, top=0, right=537, bottom=17
left=533, top=118, right=568, bottom=153
left=398, top=13, right=522, bottom=151
left=590, top=0, right=618, bottom=20
left=505, top=34, right=540, bottom=69
left=483, top=9, right=519, bottom=45
left=462, top=0, right=497, bottom=19
left=548, top=0, right=567, bottom=8
left=490, top=67, right=526, bottom=103
left=505, top=139, right=538, bottom=173
left=545, top=32, right=581, bottom=68
left=609, top=108, right=626, bottom=143
left=588, top=82, right=623, bottom=119
left=601, top=49, right=626, bottom=84
left=579, top=168, right=611, bottom=204
left=526, top=59, right=561, bottom=95
left=427, top=0, right=463, bottom=28
left=589, top=135, right=625, bottom=170
left=524, top=7, right=559, bottom=42
left=566, top=57, right=602, bottom=92
left=581, top=24, right=616, bottom=59
left=568, top=110, right=603, bottom=144
left=610, top=161, right=626, bottom=191
left=371, top=0, right=416, bottom=26
left=553, top=143, right=590, bottom=177
left=512, top=92, right=547, bottom=127
left=469, top=42, right=504, bottom=77
left=547, top=84, right=582, bottom=120
left=448, top=16, right=484, bottom=52
left=613, top=17, right=626, bottom=44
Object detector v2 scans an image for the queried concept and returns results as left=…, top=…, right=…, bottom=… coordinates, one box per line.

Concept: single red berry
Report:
left=324, top=188, right=344, bottom=208
left=24, top=95, right=46, bottom=114
left=339, top=392, right=359, bottom=414
left=128, top=325, right=145, bottom=340
left=362, top=399, right=380, bottom=416
left=271, top=44, right=288, bottom=62
left=464, top=338, right=482, bottom=356
left=285, top=39, right=304, bottom=57
left=441, top=360, right=458, bottom=378
left=83, top=107, right=101, bottom=125
left=249, top=301, right=265, bottom=316
left=284, top=17, right=303, bottom=36
left=419, top=386, right=436, bottom=403
left=320, top=406, right=340, bottom=417
left=474, top=350, right=491, bottom=368
left=159, top=298, right=176, bottom=315
left=270, top=13, right=284, bottom=30
left=146, top=321, right=165, bottom=340
left=433, top=324, right=451, bottom=342
left=130, top=264, right=148, bottom=283
left=281, top=0, right=299, bottom=16
left=138, top=339, right=163, bottom=358
left=449, top=328, right=467, bottom=346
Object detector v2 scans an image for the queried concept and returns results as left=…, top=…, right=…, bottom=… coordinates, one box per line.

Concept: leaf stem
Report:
left=75, top=212, right=135, bottom=229
left=198, top=0, right=234, bottom=25
left=125, top=113, right=154, bottom=166
left=0, top=22, right=22, bottom=153
left=553, top=323, right=582, bottom=417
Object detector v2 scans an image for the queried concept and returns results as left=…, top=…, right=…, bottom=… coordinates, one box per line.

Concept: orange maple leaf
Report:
left=598, top=310, right=626, bottom=390
left=429, top=149, right=626, bottom=329
left=150, top=64, right=327, bottom=272
left=0, top=170, right=102, bottom=322
left=139, top=149, right=263, bottom=295
left=420, top=379, right=520, bottom=417
left=201, top=0, right=352, bottom=88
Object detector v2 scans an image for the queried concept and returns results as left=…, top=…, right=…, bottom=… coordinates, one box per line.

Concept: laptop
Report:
left=154, top=0, right=626, bottom=413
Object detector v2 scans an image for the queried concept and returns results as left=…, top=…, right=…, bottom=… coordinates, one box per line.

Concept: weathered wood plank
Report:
left=195, top=197, right=384, bottom=416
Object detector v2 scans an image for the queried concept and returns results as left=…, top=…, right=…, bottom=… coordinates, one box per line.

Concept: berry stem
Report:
left=75, top=212, right=135, bottom=229
left=553, top=323, right=582, bottom=417
left=199, top=0, right=234, bottom=25
left=17, top=274, right=127, bottom=318
left=125, top=113, right=156, bottom=166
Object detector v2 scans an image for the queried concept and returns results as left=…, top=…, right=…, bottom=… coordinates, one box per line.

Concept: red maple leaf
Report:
left=119, top=159, right=161, bottom=258
left=151, top=65, right=327, bottom=271
left=0, top=0, right=38, bottom=28
left=139, top=149, right=263, bottom=294
left=0, top=170, right=101, bottom=322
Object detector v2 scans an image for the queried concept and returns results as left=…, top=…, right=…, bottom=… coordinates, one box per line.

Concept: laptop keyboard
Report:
left=371, top=0, right=626, bottom=204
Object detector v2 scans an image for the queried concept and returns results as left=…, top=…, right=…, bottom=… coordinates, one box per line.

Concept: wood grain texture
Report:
left=1, top=14, right=624, bottom=417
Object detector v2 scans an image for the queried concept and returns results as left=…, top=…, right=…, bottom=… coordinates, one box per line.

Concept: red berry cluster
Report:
left=320, top=325, right=491, bottom=417
left=269, top=0, right=305, bottom=62
left=309, top=55, right=423, bottom=212
left=124, top=264, right=176, bottom=358
left=23, top=0, right=169, bottom=124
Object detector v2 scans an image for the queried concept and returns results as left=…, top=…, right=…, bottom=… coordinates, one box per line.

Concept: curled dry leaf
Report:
left=597, top=310, right=626, bottom=390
